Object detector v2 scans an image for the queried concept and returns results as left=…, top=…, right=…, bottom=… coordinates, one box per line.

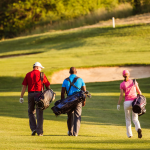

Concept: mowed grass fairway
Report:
left=0, top=24, right=150, bottom=78
left=0, top=23, right=150, bottom=149
left=0, top=79, right=150, bottom=149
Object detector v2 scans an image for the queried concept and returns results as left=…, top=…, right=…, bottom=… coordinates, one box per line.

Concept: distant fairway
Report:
left=0, top=24, right=150, bottom=81
left=0, top=22, right=150, bottom=149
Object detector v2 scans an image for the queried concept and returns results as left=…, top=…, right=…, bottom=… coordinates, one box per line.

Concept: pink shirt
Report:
left=120, top=79, right=137, bottom=101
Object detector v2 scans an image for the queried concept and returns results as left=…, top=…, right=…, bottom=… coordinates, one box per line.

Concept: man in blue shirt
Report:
left=61, top=67, right=86, bottom=136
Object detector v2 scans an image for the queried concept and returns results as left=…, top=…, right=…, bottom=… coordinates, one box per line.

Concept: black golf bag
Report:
left=51, top=90, right=91, bottom=116
left=34, top=72, right=56, bottom=110
left=34, top=89, right=56, bottom=110
left=132, top=94, right=146, bottom=116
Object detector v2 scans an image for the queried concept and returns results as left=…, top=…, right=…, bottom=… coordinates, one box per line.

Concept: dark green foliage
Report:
left=119, top=0, right=150, bottom=14
left=0, top=0, right=118, bottom=39
left=1, top=0, right=150, bottom=39
left=133, top=0, right=150, bottom=14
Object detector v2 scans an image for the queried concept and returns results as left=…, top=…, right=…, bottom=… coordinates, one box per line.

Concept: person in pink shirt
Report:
left=117, top=70, right=142, bottom=138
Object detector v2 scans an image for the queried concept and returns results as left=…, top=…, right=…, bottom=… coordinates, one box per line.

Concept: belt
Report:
left=28, top=91, right=42, bottom=93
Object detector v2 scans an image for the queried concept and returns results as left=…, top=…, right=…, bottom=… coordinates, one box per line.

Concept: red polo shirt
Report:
left=22, top=70, right=50, bottom=92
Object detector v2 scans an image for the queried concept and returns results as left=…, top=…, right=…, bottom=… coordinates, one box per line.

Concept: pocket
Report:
left=124, top=101, right=132, bottom=110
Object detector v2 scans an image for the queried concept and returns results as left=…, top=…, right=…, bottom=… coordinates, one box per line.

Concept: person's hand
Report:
left=82, top=100, right=86, bottom=107
left=19, top=98, right=24, bottom=103
left=117, top=105, right=120, bottom=110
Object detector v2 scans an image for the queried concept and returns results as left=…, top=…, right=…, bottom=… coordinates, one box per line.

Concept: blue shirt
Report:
left=62, top=74, right=85, bottom=96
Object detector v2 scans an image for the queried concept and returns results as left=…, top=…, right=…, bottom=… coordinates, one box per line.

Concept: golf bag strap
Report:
left=133, top=79, right=136, bottom=86
left=133, top=79, right=137, bottom=92
left=133, top=79, right=138, bottom=103
left=40, top=72, right=44, bottom=92
left=65, top=77, right=80, bottom=96
left=49, top=89, right=56, bottom=102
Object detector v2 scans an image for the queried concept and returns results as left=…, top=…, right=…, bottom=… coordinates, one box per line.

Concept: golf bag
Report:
left=132, top=94, right=146, bottom=116
left=34, top=89, right=56, bottom=110
left=132, top=79, right=146, bottom=116
left=51, top=90, right=91, bottom=116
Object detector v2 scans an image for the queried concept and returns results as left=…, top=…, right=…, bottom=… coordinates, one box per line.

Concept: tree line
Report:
left=119, top=0, right=150, bottom=13
left=0, top=0, right=150, bottom=39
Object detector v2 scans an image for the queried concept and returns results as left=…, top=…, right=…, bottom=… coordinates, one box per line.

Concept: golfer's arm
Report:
left=81, top=86, right=86, bottom=92
left=61, top=87, right=66, bottom=100
left=118, top=89, right=124, bottom=105
left=21, top=85, right=27, bottom=98
left=136, top=84, right=142, bottom=95
left=46, top=85, right=50, bottom=90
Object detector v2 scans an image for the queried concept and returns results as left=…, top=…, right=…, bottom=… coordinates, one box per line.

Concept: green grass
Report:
left=0, top=24, right=150, bottom=82
left=0, top=78, right=150, bottom=149
left=0, top=23, right=150, bottom=149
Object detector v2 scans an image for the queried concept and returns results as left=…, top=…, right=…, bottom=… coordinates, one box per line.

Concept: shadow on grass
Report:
left=27, top=139, right=150, bottom=150
left=0, top=94, right=150, bottom=129
left=0, top=76, right=24, bottom=92
left=0, top=51, right=43, bottom=58
left=43, top=135, right=68, bottom=136
left=47, top=148, right=150, bottom=150
left=0, top=77, right=150, bottom=129
left=0, top=75, right=149, bottom=93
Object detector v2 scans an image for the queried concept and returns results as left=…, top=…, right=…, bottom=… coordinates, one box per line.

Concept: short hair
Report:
left=70, top=67, right=77, bottom=74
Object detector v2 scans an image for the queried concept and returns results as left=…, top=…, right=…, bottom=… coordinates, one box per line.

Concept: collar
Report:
left=124, top=78, right=131, bottom=82
left=33, top=69, right=40, bottom=72
left=69, top=74, right=77, bottom=78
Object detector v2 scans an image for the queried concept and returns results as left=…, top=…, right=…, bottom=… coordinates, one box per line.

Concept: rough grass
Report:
left=0, top=78, right=150, bottom=149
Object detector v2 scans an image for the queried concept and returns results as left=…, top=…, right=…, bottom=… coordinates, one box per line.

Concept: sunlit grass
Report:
left=1, top=115, right=150, bottom=150
left=0, top=78, right=150, bottom=149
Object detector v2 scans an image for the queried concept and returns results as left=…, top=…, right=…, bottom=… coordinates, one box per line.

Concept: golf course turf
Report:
left=0, top=23, right=150, bottom=149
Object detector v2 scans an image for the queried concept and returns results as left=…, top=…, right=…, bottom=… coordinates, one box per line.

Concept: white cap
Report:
left=33, top=62, right=44, bottom=68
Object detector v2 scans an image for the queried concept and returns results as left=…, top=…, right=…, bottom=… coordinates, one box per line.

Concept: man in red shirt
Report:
left=20, top=62, right=50, bottom=136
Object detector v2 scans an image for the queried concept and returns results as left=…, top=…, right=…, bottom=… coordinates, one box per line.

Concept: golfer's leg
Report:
left=124, top=101, right=132, bottom=137
left=67, top=110, right=74, bottom=135
left=73, top=102, right=82, bottom=136
left=28, top=93, right=37, bottom=131
left=132, top=111, right=141, bottom=131
left=36, top=108, right=43, bottom=135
